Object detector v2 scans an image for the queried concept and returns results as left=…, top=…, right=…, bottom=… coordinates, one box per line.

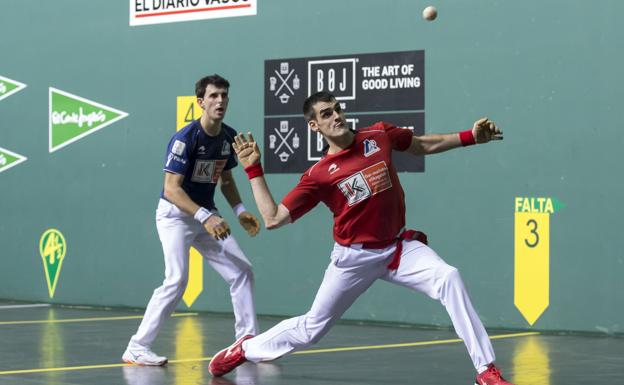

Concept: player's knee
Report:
left=303, top=315, right=332, bottom=345
left=436, top=267, right=462, bottom=304
left=302, top=324, right=322, bottom=345
left=164, top=274, right=188, bottom=293
left=175, top=279, right=188, bottom=294
left=238, top=265, right=254, bottom=282
left=225, top=266, right=254, bottom=288
left=307, top=333, right=322, bottom=345
left=440, top=267, right=468, bottom=299
left=443, top=267, right=461, bottom=286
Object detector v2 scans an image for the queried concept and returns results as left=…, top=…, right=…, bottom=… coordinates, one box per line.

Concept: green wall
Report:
left=1, top=0, right=622, bottom=334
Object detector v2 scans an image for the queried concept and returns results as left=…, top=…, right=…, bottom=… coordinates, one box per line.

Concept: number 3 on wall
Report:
left=524, top=219, right=539, bottom=248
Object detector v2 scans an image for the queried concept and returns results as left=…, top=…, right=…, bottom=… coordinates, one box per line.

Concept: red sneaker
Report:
left=475, top=364, right=514, bottom=385
left=209, top=335, right=254, bottom=377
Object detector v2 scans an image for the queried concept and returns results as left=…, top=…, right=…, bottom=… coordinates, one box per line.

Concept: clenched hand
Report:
left=472, top=118, right=503, bottom=143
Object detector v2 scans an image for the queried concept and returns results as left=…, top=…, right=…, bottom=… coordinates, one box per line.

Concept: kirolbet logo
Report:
left=49, top=88, right=128, bottom=153
left=39, top=229, right=67, bottom=298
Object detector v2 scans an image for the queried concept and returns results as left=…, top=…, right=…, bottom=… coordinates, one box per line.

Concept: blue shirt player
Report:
left=123, top=74, right=260, bottom=366
left=162, top=120, right=238, bottom=211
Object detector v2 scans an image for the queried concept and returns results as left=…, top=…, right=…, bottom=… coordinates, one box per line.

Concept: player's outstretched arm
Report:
left=233, top=133, right=291, bottom=230
left=406, top=117, right=503, bottom=156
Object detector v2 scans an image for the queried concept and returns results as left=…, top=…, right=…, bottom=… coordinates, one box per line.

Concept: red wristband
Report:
left=244, top=163, right=264, bottom=180
left=459, top=130, right=476, bottom=146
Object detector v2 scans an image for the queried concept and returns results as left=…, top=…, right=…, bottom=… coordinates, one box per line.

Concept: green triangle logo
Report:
left=49, top=87, right=129, bottom=153
left=0, top=75, right=27, bottom=102
left=39, top=229, right=67, bottom=298
left=0, top=147, right=28, bottom=174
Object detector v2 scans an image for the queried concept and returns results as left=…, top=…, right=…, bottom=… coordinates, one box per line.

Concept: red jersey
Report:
left=281, top=122, right=414, bottom=246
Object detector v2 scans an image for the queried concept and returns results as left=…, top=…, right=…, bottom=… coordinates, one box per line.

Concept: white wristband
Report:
left=194, top=207, right=213, bottom=224
left=233, top=203, right=247, bottom=217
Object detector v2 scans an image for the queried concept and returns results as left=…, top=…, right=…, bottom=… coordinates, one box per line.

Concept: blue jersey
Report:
left=160, top=120, right=238, bottom=210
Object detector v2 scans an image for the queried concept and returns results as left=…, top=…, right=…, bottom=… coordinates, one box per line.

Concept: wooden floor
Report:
left=0, top=301, right=622, bottom=385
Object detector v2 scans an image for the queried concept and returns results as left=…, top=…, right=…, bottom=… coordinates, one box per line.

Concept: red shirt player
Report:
left=209, top=92, right=513, bottom=385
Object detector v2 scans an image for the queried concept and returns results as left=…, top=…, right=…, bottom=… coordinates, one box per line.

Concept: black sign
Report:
left=264, top=113, right=425, bottom=173
left=264, top=50, right=425, bottom=173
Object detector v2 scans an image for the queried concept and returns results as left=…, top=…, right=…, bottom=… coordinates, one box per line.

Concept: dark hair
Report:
left=303, top=91, right=336, bottom=122
left=195, top=74, right=230, bottom=98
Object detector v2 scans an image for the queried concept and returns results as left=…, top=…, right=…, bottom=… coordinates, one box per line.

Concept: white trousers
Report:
left=243, top=239, right=495, bottom=372
left=129, top=199, right=259, bottom=348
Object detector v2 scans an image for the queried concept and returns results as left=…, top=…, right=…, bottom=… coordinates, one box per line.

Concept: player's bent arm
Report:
left=219, top=169, right=243, bottom=208
left=249, top=176, right=291, bottom=230
left=406, top=133, right=462, bottom=156
left=163, top=172, right=202, bottom=216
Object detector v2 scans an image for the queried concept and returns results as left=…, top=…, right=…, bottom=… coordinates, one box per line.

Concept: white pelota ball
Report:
left=423, top=6, right=437, bottom=21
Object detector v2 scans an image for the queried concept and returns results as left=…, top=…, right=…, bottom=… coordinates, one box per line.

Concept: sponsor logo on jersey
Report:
left=191, top=159, right=227, bottom=183
left=363, top=139, right=380, bottom=157
left=328, top=163, right=339, bottom=175
left=221, top=141, right=231, bottom=156
left=339, top=173, right=371, bottom=206
left=197, top=145, right=207, bottom=155
left=166, top=153, right=187, bottom=168
left=172, top=140, right=186, bottom=155
left=338, top=161, right=392, bottom=206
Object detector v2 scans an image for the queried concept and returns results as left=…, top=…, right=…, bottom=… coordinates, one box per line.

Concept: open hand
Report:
left=203, top=215, right=231, bottom=240
left=238, top=211, right=260, bottom=237
left=232, top=133, right=261, bottom=168
left=472, top=118, right=503, bottom=143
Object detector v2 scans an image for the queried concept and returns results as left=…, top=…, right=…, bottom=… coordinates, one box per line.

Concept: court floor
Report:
left=0, top=300, right=622, bottom=385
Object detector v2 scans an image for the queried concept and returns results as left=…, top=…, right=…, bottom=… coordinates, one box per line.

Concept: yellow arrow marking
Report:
left=515, top=211, right=550, bottom=325
left=183, top=248, right=204, bottom=307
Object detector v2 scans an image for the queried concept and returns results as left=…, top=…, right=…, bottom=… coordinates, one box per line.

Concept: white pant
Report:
left=129, top=199, right=259, bottom=348
left=243, top=239, right=495, bottom=372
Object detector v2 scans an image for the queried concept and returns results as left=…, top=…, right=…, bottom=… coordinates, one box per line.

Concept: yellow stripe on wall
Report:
left=177, top=96, right=204, bottom=307
left=514, top=211, right=550, bottom=325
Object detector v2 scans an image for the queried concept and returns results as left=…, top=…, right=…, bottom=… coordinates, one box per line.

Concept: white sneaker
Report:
left=122, top=347, right=168, bottom=366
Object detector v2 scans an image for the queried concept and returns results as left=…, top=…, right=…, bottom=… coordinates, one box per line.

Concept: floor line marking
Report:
left=294, top=332, right=539, bottom=354
left=0, top=332, right=538, bottom=375
left=0, top=304, right=51, bottom=310
left=0, top=313, right=197, bottom=326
